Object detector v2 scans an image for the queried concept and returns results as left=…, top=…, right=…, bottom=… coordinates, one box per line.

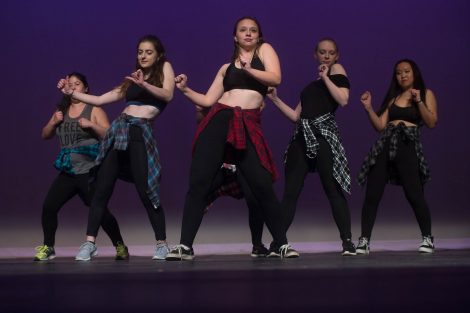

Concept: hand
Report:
left=78, top=117, right=93, bottom=129
left=266, top=87, right=278, bottom=100
left=410, top=88, right=422, bottom=103
left=174, top=74, right=188, bottom=91
left=52, top=111, right=64, bottom=125
left=125, top=69, right=145, bottom=86
left=57, top=76, right=73, bottom=95
left=239, top=55, right=252, bottom=70
left=318, top=64, right=329, bottom=79
left=360, top=91, right=373, bottom=111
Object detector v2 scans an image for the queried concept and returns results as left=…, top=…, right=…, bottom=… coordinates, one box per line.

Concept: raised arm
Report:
left=41, top=111, right=64, bottom=139
left=361, top=91, right=389, bottom=132
left=175, top=64, right=228, bottom=107
left=267, top=87, right=301, bottom=123
left=241, top=43, right=281, bottom=86
left=320, top=63, right=349, bottom=106
left=57, top=77, right=123, bottom=106
left=412, top=88, right=438, bottom=128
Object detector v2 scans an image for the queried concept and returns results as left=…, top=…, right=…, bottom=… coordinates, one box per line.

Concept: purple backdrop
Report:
left=1, top=0, right=469, bottom=246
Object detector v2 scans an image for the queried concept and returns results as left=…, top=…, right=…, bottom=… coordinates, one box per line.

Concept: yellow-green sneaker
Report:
left=115, top=242, right=129, bottom=260
left=34, top=245, right=56, bottom=261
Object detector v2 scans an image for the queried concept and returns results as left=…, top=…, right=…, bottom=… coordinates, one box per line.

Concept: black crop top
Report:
left=388, top=102, right=421, bottom=124
left=222, top=56, right=268, bottom=97
left=125, top=83, right=167, bottom=112
left=299, top=74, right=350, bottom=119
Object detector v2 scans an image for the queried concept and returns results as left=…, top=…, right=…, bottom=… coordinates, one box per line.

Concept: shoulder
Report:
left=330, top=63, right=347, bottom=76
left=218, top=63, right=231, bottom=75
left=91, top=106, right=107, bottom=118
left=425, top=89, right=435, bottom=97
left=258, top=43, right=276, bottom=57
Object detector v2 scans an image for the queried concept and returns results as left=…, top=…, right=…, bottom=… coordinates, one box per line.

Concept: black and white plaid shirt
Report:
left=357, top=122, right=430, bottom=186
left=286, top=113, right=351, bottom=194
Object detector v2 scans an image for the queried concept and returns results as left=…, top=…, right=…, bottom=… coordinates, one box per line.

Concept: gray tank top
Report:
left=56, top=104, right=99, bottom=174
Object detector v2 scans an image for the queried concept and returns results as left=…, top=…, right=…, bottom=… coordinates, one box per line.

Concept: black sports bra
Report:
left=222, top=56, right=268, bottom=96
left=388, top=102, right=421, bottom=125
left=125, top=83, right=167, bottom=112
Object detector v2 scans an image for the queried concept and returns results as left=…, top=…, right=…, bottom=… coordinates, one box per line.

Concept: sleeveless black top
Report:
left=126, top=83, right=167, bottom=112
left=223, top=56, right=268, bottom=97
left=388, top=102, right=421, bottom=125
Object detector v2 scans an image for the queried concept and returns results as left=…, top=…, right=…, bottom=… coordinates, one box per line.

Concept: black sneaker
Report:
left=165, top=244, right=195, bottom=261
left=279, top=244, right=300, bottom=258
left=267, top=242, right=280, bottom=258
left=342, top=239, right=357, bottom=256
left=356, top=237, right=370, bottom=255
left=418, top=235, right=434, bottom=253
left=251, top=244, right=269, bottom=258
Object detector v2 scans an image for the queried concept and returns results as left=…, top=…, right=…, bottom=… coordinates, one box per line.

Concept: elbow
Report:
left=338, top=95, right=349, bottom=107
left=270, top=75, right=281, bottom=87
left=427, top=119, right=438, bottom=129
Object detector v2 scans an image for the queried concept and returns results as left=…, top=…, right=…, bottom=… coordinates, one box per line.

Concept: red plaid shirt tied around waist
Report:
left=193, top=103, right=279, bottom=181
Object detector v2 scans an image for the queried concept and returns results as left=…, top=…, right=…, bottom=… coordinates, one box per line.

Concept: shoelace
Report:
left=421, top=237, right=433, bottom=246
left=279, top=244, right=291, bottom=258
left=35, top=245, right=49, bottom=257
left=172, top=245, right=186, bottom=259
left=358, top=237, right=369, bottom=247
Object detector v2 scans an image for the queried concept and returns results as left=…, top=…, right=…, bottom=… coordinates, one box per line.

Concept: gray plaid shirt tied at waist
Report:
left=96, top=113, right=161, bottom=208
left=357, top=122, right=430, bottom=186
left=286, top=113, right=351, bottom=194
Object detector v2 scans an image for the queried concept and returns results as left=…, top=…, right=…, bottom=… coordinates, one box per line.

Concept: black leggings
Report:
left=361, top=138, right=432, bottom=239
left=282, top=136, right=352, bottom=241
left=209, top=168, right=265, bottom=247
left=87, top=125, right=166, bottom=241
left=180, top=110, right=286, bottom=248
left=41, top=172, right=123, bottom=247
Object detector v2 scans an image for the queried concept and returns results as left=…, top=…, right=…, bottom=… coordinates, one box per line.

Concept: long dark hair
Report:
left=119, top=34, right=168, bottom=94
left=377, top=59, right=427, bottom=115
left=231, top=16, right=265, bottom=62
left=57, top=72, right=89, bottom=113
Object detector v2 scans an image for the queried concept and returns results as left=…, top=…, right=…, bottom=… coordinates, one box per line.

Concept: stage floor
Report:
left=1, top=239, right=470, bottom=313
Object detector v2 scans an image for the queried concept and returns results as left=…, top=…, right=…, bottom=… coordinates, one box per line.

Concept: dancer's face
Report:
left=395, top=62, right=414, bottom=90
left=234, top=19, right=260, bottom=48
left=68, top=75, right=88, bottom=93
left=137, top=41, right=158, bottom=69
left=314, top=40, right=339, bottom=67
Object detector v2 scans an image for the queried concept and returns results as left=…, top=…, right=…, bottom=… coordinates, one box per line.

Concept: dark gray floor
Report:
left=1, top=249, right=470, bottom=313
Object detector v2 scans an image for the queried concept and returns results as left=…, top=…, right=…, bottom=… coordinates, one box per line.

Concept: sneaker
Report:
left=75, top=241, right=98, bottom=261
left=115, top=242, right=129, bottom=260
left=419, top=235, right=434, bottom=253
left=34, top=245, right=56, bottom=261
left=267, top=242, right=280, bottom=258
left=165, top=244, right=194, bottom=261
left=342, top=239, right=357, bottom=256
left=279, top=244, right=300, bottom=258
left=152, top=242, right=170, bottom=260
left=356, top=237, right=370, bottom=255
left=251, top=244, right=269, bottom=258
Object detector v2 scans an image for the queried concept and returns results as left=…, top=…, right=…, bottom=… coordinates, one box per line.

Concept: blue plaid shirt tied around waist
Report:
left=54, top=143, right=100, bottom=174
left=286, top=113, right=351, bottom=194
left=357, top=122, right=430, bottom=186
left=96, top=113, right=161, bottom=209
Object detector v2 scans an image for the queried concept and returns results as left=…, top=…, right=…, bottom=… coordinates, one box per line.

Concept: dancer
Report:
left=267, top=38, right=356, bottom=256
left=356, top=59, right=437, bottom=254
left=166, top=16, right=298, bottom=260
left=58, top=35, right=175, bottom=261
left=35, top=72, right=128, bottom=261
